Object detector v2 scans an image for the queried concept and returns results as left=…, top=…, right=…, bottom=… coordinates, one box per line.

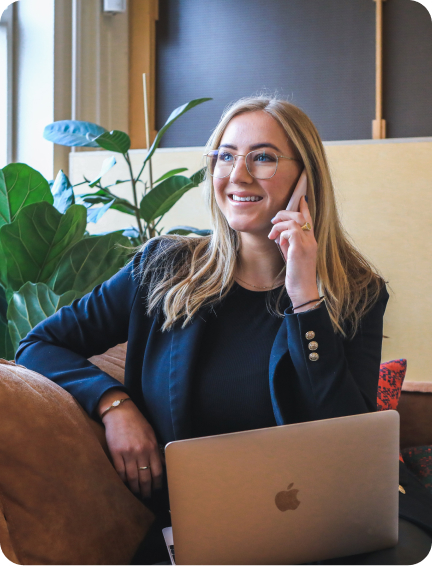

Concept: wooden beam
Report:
left=129, top=0, right=158, bottom=149
left=372, top=0, right=386, bottom=139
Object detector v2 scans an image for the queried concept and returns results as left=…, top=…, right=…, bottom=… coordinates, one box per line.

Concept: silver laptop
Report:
left=164, top=410, right=399, bottom=565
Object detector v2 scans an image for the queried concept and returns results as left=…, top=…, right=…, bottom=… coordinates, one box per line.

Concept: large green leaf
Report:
left=189, top=167, right=206, bottom=187
left=0, top=164, right=53, bottom=229
left=0, top=170, right=8, bottom=228
left=154, top=168, right=188, bottom=183
left=0, top=284, right=14, bottom=360
left=51, top=169, right=74, bottom=213
left=139, top=173, right=200, bottom=223
left=43, top=120, right=107, bottom=148
left=0, top=202, right=87, bottom=291
left=0, top=242, right=7, bottom=288
left=140, top=175, right=192, bottom=223
left=95, top=131, right=131, bottom=154
left=7, top=282, right=77, bottom=352
left=51, top=232, right=132, bottom=296
left=137, top=98, right=212, bottom=180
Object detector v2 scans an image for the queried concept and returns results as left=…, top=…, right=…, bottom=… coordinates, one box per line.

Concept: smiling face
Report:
left=213, top=110, right=303, bottom=237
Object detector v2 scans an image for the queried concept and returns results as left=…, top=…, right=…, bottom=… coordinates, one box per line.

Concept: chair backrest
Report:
left=88, top=342, right=127, bottom=384
left=399, top=382, right=432, bottom=449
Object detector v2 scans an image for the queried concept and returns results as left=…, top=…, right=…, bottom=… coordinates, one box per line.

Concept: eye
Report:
left=218, top=151, right=234, bottom=163
left=253, top=152, right=276, bottom=163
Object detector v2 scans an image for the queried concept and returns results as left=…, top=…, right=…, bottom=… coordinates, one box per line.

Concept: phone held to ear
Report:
left=275, top=170, right=308, bottom=259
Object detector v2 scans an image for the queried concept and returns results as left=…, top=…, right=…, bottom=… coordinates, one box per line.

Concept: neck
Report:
left=235, top=232, right=285, bottom=288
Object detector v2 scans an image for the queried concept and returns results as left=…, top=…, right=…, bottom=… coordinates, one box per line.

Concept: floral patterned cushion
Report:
left=401, top=445, right=432, bottom=494
left=378, top=359, right=407, bottom=463
left=377, top=359, right=407, bottom=411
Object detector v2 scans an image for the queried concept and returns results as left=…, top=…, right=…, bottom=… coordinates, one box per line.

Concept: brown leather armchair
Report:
left=0, top=344, right=430, bottom=564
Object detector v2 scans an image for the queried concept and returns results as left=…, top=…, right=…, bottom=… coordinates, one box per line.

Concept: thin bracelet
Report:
left=294, top=297, right=326, bottom=313
left=100, top=397, right=132, bottom=420
left=291, top=297, right=323, bottom=312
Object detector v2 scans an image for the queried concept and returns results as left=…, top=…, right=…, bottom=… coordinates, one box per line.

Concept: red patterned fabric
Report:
left=377, top=359, right=407, bottom=411
left=378, top=359, right=407, bottom=463
left=401, top=445, right=432, bottom=494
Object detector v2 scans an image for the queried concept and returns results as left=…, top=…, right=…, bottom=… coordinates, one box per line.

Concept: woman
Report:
left=16, top=97, right=430, bottom=563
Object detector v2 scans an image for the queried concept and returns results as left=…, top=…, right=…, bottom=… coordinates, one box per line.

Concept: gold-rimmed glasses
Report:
left=205, top=149, right=301, bottom=180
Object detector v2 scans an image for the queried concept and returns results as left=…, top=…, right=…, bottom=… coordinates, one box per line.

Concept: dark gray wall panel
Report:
left=156, top=0, right=432, bottom=146
left=383, top=0, right=432, bottom=138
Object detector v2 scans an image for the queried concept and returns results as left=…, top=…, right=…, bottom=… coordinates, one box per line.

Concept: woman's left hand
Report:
left=268, top=196, right=319, bottom=307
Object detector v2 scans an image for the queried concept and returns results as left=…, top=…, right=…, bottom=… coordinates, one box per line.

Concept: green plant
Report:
left=0, top=97, right=213, bottom=360
left=43, top=97, right=213, bottom=245
left=0, top=164, right=132, bottom=360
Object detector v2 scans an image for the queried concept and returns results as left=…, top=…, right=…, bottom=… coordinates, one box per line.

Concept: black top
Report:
left=191, top=284, right=289, bottom=437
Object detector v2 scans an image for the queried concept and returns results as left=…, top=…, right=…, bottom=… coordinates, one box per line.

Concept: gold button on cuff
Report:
left=308, top=341, right=318, bottom=351
left=309, top=352, right=319, bottom=361
left=305, top=331, right=315, bottom=340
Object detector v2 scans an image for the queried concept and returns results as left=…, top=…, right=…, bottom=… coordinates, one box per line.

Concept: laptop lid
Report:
left=165, top=410, right=399, bottom=565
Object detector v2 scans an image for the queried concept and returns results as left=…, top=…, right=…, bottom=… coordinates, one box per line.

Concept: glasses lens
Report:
left=246, top=150, right=278, bottom=179
left=207, top=150, right=234, bottom=178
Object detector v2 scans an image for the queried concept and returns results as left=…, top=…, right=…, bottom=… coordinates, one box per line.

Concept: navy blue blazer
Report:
left=16, top=242, right=389, bottom=446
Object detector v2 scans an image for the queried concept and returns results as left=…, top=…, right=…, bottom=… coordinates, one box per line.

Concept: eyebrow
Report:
left=219, top=142, right=282, bottom=153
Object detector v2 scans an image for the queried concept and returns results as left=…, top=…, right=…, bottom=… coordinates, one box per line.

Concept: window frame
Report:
left=0, top=2, right=14, bottom=165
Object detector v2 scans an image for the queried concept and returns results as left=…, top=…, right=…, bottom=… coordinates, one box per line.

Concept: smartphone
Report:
left=275, top=169, right=308, bottom=257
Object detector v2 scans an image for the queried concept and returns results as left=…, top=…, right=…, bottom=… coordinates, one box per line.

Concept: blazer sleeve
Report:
left=15, top=249, right=152, bottom=418
left=284, top=285, right=389, bottom=421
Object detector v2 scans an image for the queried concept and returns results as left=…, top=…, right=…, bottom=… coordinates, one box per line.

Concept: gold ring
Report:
left=301, top=222, right=312, bottom=231
left=138, top=466, right=150, bottom=471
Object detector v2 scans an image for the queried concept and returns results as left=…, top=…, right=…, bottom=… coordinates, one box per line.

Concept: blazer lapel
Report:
left=169, top=312, right=207, bottom=439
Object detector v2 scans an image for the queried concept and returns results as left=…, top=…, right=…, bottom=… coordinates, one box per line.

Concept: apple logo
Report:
left=275, top=483, right=301, bottom=511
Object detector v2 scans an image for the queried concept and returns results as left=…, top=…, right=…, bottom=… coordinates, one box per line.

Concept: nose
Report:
left=229, top=155, right=253, bottom=184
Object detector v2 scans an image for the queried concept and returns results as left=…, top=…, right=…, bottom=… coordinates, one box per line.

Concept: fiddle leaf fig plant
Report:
left=0, top=163, right=132, bottom=360
left=0, top=97, right=213, bottom=360
left=43, top=97, right=212, bottom=243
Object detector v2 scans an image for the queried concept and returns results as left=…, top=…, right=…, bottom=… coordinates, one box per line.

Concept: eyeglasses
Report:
left=205, top=149, right=302, bottom=180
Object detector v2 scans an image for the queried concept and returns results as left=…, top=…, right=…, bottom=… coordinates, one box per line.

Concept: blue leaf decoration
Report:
left=51, top=170, right=74, bottom=213
left=122, top=227, right=140, bottom=239
left=43, top=120, right=107, bottom=148
left=87, top=199, right=115, bottom=224
left=89, top=157, right=117, bottom=188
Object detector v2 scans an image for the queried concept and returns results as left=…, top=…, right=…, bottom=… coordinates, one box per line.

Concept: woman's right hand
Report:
left=98, top=390, right=165, bottom=499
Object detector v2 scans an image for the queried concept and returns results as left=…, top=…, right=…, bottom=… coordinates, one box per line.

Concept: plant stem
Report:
left=124, top=153, right=144, bottom=241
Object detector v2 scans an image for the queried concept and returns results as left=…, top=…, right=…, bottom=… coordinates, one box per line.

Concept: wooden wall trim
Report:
left=372, top=0, right=386, bottom=139
left=129, top=0, right=158, bottom=149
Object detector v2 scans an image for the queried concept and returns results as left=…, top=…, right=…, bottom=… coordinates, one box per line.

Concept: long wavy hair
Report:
left=139, top=96, right=384, bottom=337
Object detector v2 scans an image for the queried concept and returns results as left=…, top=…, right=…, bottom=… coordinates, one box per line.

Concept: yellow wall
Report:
left=70, top=138, right=432, bottom=382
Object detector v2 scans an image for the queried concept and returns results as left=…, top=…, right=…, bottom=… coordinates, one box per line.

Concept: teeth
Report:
left=232, top=195, right=262, bottom=202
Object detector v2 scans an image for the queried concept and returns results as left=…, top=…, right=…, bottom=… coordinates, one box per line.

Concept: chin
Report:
left=227, top=219, right=264, bottom=235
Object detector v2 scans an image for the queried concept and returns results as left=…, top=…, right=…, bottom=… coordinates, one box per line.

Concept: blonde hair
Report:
left=140, top=96, right=384, bottom=337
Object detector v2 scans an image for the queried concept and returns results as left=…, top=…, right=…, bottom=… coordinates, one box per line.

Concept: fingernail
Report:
left=305, top=195, right=309, bottom=203
left=271, top=217, right=277, bottom=222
